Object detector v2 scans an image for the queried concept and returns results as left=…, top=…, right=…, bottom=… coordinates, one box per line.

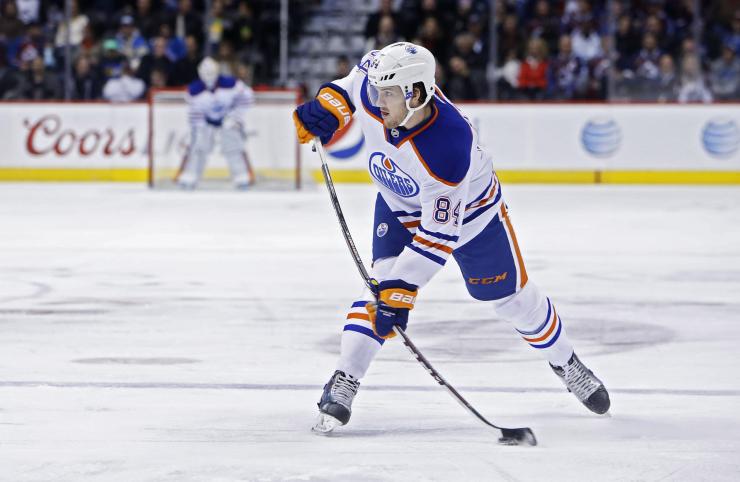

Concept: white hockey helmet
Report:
left=367, top=42, right=436, bottom=127
left=198, top=57, right=219, bottom=89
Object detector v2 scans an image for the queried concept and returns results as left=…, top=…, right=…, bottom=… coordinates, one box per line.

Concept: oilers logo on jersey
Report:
left=368, top=151, right=419, bottom=198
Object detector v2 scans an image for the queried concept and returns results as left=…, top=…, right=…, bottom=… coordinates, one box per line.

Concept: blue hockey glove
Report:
left=367, top=280, right=418, bottom=339
left=293, top=84, right=355, bottom=144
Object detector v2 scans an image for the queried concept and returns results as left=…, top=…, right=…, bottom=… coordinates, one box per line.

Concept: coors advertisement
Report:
left=4, top=104, right=148, bottom=168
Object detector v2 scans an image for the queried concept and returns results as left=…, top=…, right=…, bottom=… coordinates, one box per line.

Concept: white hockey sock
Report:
left=336, top=299, right=384, bottom=379
left=494, top=282, right=574, bottom=367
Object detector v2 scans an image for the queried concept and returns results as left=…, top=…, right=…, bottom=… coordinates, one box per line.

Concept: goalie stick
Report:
left=311, top=139, right=537, bottom=447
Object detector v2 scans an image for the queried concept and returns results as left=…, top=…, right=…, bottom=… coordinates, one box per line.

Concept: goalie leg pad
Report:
left=220, top=126, right=252, bottom=186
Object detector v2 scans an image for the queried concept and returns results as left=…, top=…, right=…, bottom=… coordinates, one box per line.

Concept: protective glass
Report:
left=367, top=84, right=406, bottom=109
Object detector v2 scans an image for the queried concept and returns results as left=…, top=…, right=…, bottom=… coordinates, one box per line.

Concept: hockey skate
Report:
left=312, top=370, right=360, bottom=434
left=551, top=353, right=610, bottom=414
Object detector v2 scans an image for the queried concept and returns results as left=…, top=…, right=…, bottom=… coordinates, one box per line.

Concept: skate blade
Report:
left=311, top=413, right=343, bottom=434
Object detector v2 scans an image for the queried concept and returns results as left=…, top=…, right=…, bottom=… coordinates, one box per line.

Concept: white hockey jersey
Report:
left=330, top=51, right=503, bottom=289
left=187, top=75, right=254, bottom=127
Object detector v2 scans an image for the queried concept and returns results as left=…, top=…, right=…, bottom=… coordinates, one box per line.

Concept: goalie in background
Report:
left=177, top=57, right=255, bottom=190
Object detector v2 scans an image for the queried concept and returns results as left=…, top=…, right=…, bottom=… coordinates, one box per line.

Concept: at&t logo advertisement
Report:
left=581, top=118, right=621, bottom=158
left=368, top=151, right=419, bottom=197
left=702, top=118, right=739, bottom=159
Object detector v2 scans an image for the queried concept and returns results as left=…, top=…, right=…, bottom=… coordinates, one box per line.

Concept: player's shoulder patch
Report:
left=217, top=75, right=237, bottom=88
left=188, top=80, right=206, bottom=96
left=410, top=102, right=473, bottom=186
left=357, top=50, right=380, bottom=74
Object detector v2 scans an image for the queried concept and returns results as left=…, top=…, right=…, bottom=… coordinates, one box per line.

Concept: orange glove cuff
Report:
left=292, top=111, right=314, bottom=144
left=316, top=87, right=353, bottom=130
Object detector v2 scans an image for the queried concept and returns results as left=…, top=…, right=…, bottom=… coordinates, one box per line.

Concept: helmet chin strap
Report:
left=398, top=98, right=429, bottom=128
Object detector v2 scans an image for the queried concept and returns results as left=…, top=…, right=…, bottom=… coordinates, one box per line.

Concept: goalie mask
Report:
left=366, top=42, right=436, bottom=127
left=198, top=57, right=219, bottom=89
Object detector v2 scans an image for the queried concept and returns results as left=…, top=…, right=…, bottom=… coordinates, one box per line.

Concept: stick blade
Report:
left=498, top=427, right=537, bottom=446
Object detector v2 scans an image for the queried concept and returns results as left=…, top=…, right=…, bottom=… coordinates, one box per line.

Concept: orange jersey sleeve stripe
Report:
left=413, top=234, right=454, bottom=254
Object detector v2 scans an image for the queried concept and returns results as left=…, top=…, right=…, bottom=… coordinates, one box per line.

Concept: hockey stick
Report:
left=311, top=139, right=537, bottom=446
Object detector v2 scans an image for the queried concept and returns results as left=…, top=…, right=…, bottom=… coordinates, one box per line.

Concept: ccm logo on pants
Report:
left=468, top=272, right=508, bottom=285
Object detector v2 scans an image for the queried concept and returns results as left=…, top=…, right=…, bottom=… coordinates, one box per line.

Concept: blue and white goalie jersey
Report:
left=331, top=51, right=503, bottom=289
left=187, top=75, right=254, bottom=127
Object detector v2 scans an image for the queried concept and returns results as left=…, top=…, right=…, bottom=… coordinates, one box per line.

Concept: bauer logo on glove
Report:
left=366, top=279, right=418, bottom=339
left=293, top=83, right=356, bottom=144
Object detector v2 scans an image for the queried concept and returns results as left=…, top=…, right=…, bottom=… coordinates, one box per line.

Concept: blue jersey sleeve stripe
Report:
left=462, top=201, right=497, bottom=225
left=417, top=224, right=459, bottom=242
left=466, top=177, right=493, bottom=208
left=392, top=209, right=422, bottom=217
left=407, top=243, right=447, bottom=266
left=344, top=324, right=385, bottom=345
left=350, top=300, right=368, bottom=309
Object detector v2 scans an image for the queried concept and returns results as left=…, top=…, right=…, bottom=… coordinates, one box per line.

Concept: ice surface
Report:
left=1, top=183, right=739, bottom=481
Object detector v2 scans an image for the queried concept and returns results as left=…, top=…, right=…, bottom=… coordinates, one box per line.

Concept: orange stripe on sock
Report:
left=501, top=205, right=529, bottom=288
left=346, top=312, right=370, bottom=321
left=523, top=309, right=558, bottom=343
left=413, top=235, right=453, bottom=254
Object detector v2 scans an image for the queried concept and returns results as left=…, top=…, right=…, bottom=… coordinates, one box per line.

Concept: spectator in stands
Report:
left=171, top=34, right=200, bottom=85
left=16, top=0, right=41, bottom=25
left=78, top=24, right=101, bottom=61
left=710, top=44, right=740, bottom=100
left=0, top=0, right=25, bottom=41
left=116, top=15, right=149, bottom=71
left=416, top=16, right=446, bottom=62
left=561, top=0, right=594, bottom=33
left=217, top=39, right=239, bottom=76
left=450, top=31, right=486, bottom=97
left=365, top=0, right=398, bottom=40
left=170, top=0, right=202, bottom=43
left=135, top=0, right=160, bottom=39
left=227, top=1, right=257, bottom=56
left=366, top=14, right=402, bottom=51
left=654, top=54, right=678, bottom=102
left=722, top=10, right=740, bottom=56
left=518, top=37, right=548, bottom=100
left=16, top=22, right=46, bottom=68
left=548, top=35, right=586, bottom=100
left=494, top=48, right=520, bottom=100
left=20, top=55, right=61, bottom=99
left=99, top=38, right=127, bottom=81
left=103, top=60, right=145, bottom=102
left=206, top=0, right=230, bottom=53
left=615, top=15, right=641, bottom=64
left=235, top=61, right=252, bottom=86
left=527, top=0, right=560, bottom=55
left=53, top=0, right=88, bottom=48
left=157, top=23, right=186, bottom=62
left=72, top=55, right=102, bottom=100
left=136, top=35, right=172, bottom=86
left=149, top=66, right=168, bottom=89
left=677, top=55, right=712, bottom=103
left=498, top=14, right=524, bottom=64
left=334, top=55, right=351, bottom=79
left=633, top=33, right=662, bottom=98
left=571, top=20, right=602, bottom=62
left=446, top=55, right=478, bottom=101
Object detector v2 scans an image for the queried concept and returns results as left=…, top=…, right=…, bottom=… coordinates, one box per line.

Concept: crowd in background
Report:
left=0, top=0, right=738, bottom=102
left=0, top=0, right=288, bottom=101
left=364, top=0, right=740, bottom=102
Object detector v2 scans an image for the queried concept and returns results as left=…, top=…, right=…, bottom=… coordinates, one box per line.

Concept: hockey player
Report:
left=177, top=57, right=255, bottom=190
left=293, top=42, right=611, bottom=433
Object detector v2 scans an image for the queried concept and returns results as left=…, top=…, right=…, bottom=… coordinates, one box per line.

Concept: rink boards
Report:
left=0, top=101, right=739, bottom=184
